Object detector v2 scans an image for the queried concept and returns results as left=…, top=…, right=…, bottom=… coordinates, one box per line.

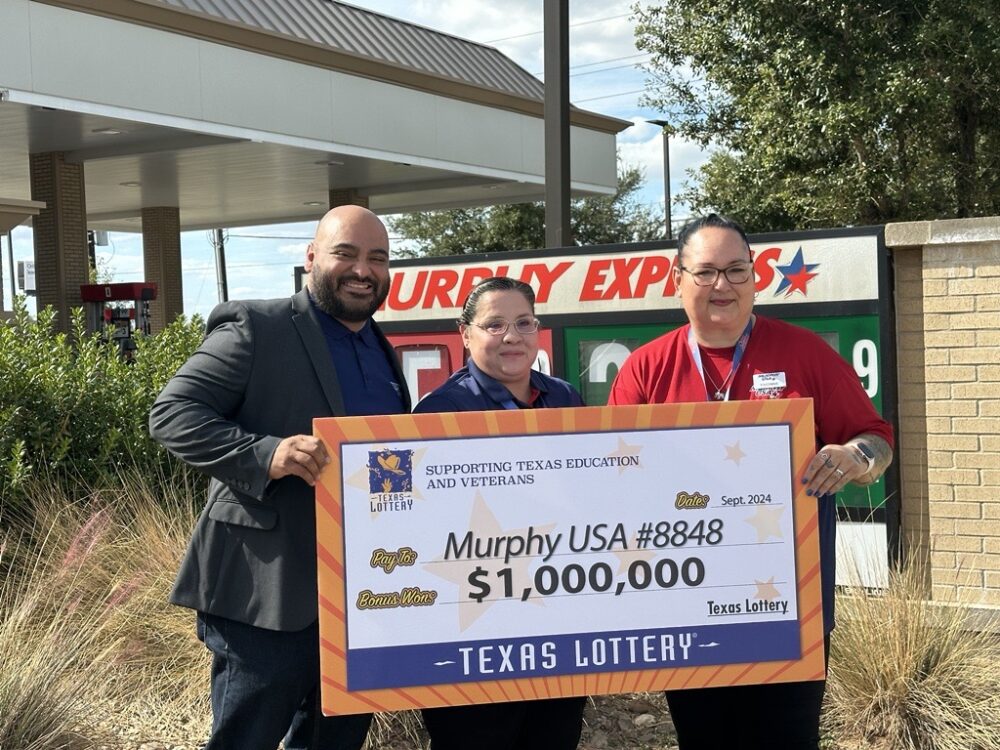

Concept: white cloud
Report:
left=277, top=242, right=309, bottom=258
left=617, top=118, right=711, bottom=220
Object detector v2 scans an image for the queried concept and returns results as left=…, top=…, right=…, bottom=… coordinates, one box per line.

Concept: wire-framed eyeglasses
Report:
left=679, top=263, right=754, bottom=286
left=468, top=318, right=541, bottom=336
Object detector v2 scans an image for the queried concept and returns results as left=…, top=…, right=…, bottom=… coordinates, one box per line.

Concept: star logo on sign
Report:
left=773, top=247, right=819, bottom=297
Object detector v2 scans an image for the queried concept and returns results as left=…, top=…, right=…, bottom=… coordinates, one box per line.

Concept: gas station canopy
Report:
left=0, top=198, right=45, bottom=234
left=0, top=0, right=629, bottom=232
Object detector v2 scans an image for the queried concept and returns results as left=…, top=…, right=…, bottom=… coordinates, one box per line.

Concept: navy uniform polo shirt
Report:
left=413, top=359, right=584, bottom=414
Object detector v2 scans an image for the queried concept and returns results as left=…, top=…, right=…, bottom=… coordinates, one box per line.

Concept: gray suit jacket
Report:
left=149, top=288, right=410, bottom=631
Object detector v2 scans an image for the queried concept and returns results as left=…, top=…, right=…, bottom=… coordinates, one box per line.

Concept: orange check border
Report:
left=314, top=398, right=824, bottom=715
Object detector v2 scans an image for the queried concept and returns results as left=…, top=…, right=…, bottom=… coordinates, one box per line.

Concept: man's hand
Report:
left=268, top=435, right=330, bottom=486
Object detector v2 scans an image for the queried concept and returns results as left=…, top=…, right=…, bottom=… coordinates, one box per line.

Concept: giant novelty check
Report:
left=315, top=399, right=826, bottom=715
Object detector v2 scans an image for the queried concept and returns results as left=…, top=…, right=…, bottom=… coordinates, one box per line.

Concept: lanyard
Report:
left=687, top=316, right=754, bottom=402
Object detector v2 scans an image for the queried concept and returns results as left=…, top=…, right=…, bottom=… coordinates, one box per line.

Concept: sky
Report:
left=1, top=0, right=710, bottom=321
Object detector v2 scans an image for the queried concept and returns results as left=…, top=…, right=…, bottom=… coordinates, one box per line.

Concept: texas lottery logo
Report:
left=368, top=449, right=415, bottom=513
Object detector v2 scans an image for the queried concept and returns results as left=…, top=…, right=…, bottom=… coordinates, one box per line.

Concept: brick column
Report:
left=142, top=206, right=183, bottom=333
left=887, top=217, right=1000, bottom=611
left=892, top=248, right=931, bottom=581
left=29, top=152, right=90, bottom=333
left=328, top=188, right=369, bottom=209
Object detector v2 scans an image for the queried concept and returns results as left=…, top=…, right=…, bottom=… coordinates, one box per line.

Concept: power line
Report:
left=483, top=13, right=631, bottom=43
left=569, top=53, right=649, bottom=70
left=228, top=233, right=312, bottom=240
left=574, top=88, right=647, bottom=104
left=531, top=54, right=649, bottom=78
left=565, top=61, right=650, bottom=79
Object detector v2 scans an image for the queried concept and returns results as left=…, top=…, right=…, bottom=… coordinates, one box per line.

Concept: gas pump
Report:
left=80, top=282, right=157, bottom=358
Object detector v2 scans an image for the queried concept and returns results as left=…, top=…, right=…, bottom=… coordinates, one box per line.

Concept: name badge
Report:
left=753, top=372, right=787, bottom=391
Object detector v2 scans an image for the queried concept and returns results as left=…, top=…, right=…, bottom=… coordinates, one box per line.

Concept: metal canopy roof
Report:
left=157, top=0, right=547, bottom=100
left=0, top=0, right=628, bottom=233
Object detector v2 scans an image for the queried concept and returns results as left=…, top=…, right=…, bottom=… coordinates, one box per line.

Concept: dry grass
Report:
left=0, top=473, right=433, bottom=749
left=10, top=474, right=998, bottom=750
left=1, top=524, right=117, bottom=749
left=1, top=471, right=209, bottom=748
left=825, top=557, right=1000, bottom=750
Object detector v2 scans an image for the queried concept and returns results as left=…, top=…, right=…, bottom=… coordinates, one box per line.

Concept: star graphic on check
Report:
left=423, top=493, right=553, bottom=632
left=744, top=506, right=784, bottom=543
left=724, top=441, right=746, bottom=466
left=607, top=436, right=642, bottom=473
left=610, top=533, right=658, bottom=575
left=753, top=577, right=782, bottom=602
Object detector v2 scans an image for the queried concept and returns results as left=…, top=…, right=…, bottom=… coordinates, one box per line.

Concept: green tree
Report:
left=635, top=0, right=1000, bottom=230
left=390, top=162, right=662, bottom=256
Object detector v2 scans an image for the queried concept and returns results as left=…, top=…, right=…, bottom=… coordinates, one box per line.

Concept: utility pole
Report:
left=543, top=0, right=571, bottom=249
left=212, top=229, right=229, bottom=302
left=6, top=230, right=14, bottom=304
left=647, top=119, right=673, bottom=239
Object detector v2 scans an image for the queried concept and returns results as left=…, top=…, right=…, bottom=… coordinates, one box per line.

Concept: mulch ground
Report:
left=108, top=693, right=679, bottom=750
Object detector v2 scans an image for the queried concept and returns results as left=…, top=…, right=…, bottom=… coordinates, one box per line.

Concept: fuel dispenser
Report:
left=80, top=282, right=157, bottom=358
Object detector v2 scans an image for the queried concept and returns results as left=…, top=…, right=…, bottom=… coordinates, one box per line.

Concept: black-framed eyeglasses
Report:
left=469, top=318, right=541, bottom=336
left=679, top=263, right=754, bottom=286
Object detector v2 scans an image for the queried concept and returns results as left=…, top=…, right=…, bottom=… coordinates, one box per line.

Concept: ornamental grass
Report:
left=825, top=555, right=1000, bottom=750
left=0, top=471, right=208, bottom=748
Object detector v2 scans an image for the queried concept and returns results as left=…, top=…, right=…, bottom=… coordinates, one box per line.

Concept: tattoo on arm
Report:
left=849, top=433, right=893, bottom=486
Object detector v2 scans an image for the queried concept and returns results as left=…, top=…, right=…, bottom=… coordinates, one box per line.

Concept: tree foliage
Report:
left=389, top=163, right=663, bottom=256
left=635, top=0, right=1000, bottom=230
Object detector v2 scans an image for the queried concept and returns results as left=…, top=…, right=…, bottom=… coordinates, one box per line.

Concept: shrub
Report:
left=825, top=558, right=1000, bottom=750
left=0, top=298, right=204, bottom=510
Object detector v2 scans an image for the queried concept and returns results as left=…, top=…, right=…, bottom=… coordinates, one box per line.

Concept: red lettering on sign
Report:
left=422, top=269, right=460, bottom=309
left=580, top=259, right=611, bottom=301
left=603, top=258, right=643, bottom=300
left=523, top=262, right=572, bottom=303
left=387, top=270, right=427, bottom=311
left=633, top=256, right=671, bottom=298
left=662, top=254, right=680, bottom=297
left=455, top=267, right=496, bottom=308
left=754, top=247, right=781, bottom=291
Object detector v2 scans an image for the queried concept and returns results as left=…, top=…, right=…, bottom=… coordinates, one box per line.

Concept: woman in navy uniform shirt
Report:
left=415, top=276, right=586, bottom=750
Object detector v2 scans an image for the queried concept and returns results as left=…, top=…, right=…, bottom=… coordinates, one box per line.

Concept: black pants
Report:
left=197, top=612, right=372, bottom=750
left=665, top=635, right=831, bottom=750
left=421, top=696, right=586, bottom=750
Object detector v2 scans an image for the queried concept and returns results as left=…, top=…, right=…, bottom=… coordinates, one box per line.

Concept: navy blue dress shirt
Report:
left=413, top=359, right=584, bottom=414
left=309, top=295, right=404, bottom=416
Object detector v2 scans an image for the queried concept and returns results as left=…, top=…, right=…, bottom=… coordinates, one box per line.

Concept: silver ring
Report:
left=834, top=468, right=845, bottom=478
left=820, top=452, right=831, bottom=465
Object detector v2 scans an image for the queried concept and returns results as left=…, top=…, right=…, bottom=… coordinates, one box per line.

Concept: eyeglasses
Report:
left=679, top=263, right=754, bottom=286
left=468, top=318, right=540, bottom=336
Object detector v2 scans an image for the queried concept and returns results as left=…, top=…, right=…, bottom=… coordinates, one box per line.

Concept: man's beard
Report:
left=312, top=271, right=389, bottom=323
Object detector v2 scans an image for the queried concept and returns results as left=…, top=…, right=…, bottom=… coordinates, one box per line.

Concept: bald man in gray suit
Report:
left=150, top=206, right=410, bottom=750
